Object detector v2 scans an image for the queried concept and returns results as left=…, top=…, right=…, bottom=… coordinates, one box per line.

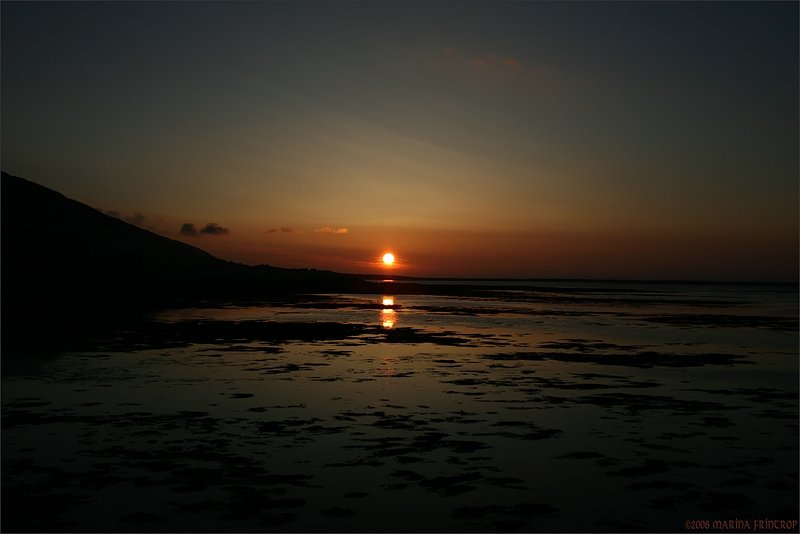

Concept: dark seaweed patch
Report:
left=531, top=375, right=659, bottom=390
left=475, top=420, right=562, bottom=441
left=626, top=480, right=695, bottom=491
left=85, top=319, right=488, bottom=352
left=609, top=459, right=673, bottom=478
left=258, top=512, right=299, bottom=526
left=221, top=486, right=306, bottom=521
left=254, top=417, right=332, bottom=436
left=722, top=478, right=755, bottom=488
left=597, top=518, right=651, bottom=532
left=453, top=501, right=558, bottom=531
left=320, top=507, right=355, bottom=517
left=763, top=479, right=795, bottom=491
left=1, top=489, right=86, bottom=532
left=445, top=378, right=485, bottom=386
left=685, top=387, right=798, bottom=404
left=382, top=327, right=472, bottom=346
left=482, top=350, right=754, bottom=368
left=507, top=502, right=559, bottom=517
left=539, top=339, right=648, bottom=352
left=97, top=320, right=369, bottom=351
left=698, top=416, right=735, bottom=428
left=641, top=313, right=798, bottom=332
left=392, top=469, right=480, bottom=496
left=4, top=399, right=51, bottom=409
left=701, top=492, right=756, bottom=512
left=121, top=511, right=164, bottom=524
left=261, top=363, right=315, bottom=374
left=322, top=349, right=354, bottom=357
left=483, top=475, right=529, bottom=489
left=343, top=491, right=369, bottom=498
left=555, top=451, right=605, bottom=460
left=752, top=409, right=798, bottom=421
left=214, top=344, right=283, bottom=353
left=396, top=455, right=426, bottom=464
left=657, top=431, right=705, bottom=440
left=538, top=392, right=739, bottom=415
left=453, top=504, right=505, bottom=518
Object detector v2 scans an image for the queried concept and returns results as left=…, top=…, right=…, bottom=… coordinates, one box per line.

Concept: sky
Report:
left=2, top=1, right=798, bottom=281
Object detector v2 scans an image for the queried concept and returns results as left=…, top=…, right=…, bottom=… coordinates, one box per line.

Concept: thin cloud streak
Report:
left=180, top=222, right=231, bottom=237
left=314, top=227, right=349, bottom=235
left=424, top=47, right=548, bottom=81
left=200, top=223, right=230, bottom=235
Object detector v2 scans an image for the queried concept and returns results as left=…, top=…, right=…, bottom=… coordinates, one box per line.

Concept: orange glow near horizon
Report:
left=178, top=222, right=798, bottom=282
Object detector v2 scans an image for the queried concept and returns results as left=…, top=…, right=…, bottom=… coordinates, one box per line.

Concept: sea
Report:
left=2, top=280, right=798, bottom=532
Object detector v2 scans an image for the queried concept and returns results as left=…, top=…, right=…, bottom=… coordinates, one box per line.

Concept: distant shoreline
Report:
left=358, top=275, right=799, bottom=287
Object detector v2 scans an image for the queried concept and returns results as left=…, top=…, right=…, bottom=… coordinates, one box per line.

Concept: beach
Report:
left=2, top=282, right=797, bottom=531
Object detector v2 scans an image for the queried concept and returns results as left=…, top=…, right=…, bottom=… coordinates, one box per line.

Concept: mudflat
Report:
left=2, top=282, right=797, bottom=531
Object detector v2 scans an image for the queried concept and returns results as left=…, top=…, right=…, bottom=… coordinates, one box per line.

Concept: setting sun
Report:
left=382, top=252, right=395, bottom=266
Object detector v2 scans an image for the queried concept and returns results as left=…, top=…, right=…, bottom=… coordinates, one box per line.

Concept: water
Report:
left=2, top=282, right=798, bottom=531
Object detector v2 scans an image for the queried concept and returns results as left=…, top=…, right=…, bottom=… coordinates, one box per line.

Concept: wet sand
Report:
left=2, top=284, right=797, bottom=531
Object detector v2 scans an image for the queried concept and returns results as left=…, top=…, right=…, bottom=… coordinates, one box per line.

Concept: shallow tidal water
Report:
left=2, top=283, right=798, bottom=532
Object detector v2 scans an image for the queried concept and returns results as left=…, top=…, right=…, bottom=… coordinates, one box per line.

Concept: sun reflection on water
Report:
left=381, top=295, right=397, bottom=328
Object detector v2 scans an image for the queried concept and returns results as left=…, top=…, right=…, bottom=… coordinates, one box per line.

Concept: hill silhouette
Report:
left=2, top=172, right=229, bottom=279
left=1, top=172, right=367, bottom=351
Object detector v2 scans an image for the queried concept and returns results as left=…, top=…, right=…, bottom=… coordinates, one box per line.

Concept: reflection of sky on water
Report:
left=154, top=286, right=798, bottom=358
left=2, top=283, right=798, bottom=531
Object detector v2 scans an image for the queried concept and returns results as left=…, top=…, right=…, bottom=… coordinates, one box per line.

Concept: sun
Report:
left=382, top=252, right=395, bottom=266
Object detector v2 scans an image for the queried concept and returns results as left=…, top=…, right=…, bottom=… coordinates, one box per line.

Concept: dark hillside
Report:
left=1, top=172, right=236, bottom=305
left=0, top=172, right=366, bottom=352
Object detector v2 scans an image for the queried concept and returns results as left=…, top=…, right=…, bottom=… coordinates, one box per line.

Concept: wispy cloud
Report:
left=180, top=223, right=198, bottom=236
left=265, top=226, right=348, bottom=236
left=467, top=53, right=522, bottom=70
left=200, top=223, right=230, bottom=235
left=314, top=227, right=349, bottom=235
left=423, top=47, right=548, bottom=81
left=180, top=222, right=230, bottom=237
